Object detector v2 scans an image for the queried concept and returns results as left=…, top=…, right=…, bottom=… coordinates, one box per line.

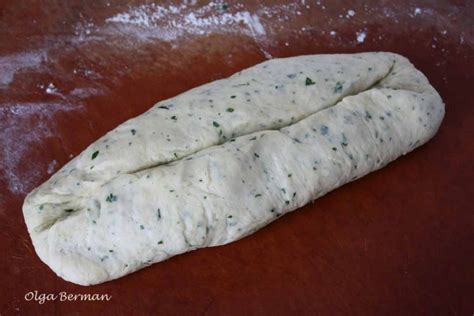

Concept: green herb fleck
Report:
left=140, top=225, right=145, bottom=230
left=106, top=193, right=117, bottom=202
left=334, top=81, right=343, bottom=93
left=285, top=200, right=290, bottom=205
left=171, top=115, right=177, bottom=121
left=158, top=105, right=169, bottom=110
left=109, top=249, right=114, bottom=253
left=341, top=133, right=348, bottom=147
left=230, top=95, right=236, bottom=99
left=320, top=125, right=329, bottom=135
left=288, top=173, right=292, bottom=178
left=217, top=3, right=229, bottom=11
left=91, top=150, right=99, bottom=160
left=305, top=77, right=316, bottom=86
left=232, top=82, right=250, bottom=87
left=131, top=129, right=136, bottom=135
left=255, top=194, right=262, bottom=198
left=158, top=240, right=163, bottom=244
left=64, top=209, right=74, bottom=213
left=228, top=215, right=233, bottom=218
left=157, top=208, right=161, bottom=220
left=226, top=107, right=234, bottom=112
left=250, top=136, right=257, bottom=141
left=213, top=121, right=220, bottom=127
left=254, top=153, right=260, bottom=158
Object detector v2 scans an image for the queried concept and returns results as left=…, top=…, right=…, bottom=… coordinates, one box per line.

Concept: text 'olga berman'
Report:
left=25, top=291, right=112, bottom=304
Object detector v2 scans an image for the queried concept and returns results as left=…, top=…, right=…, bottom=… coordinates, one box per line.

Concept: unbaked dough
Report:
left=23, top=52, right=444, bottom=285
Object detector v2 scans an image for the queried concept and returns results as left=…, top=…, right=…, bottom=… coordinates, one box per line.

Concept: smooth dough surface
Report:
left=23, top=52, right=444, bottom=285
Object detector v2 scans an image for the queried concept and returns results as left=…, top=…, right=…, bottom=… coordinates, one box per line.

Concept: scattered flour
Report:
left=0, top=51, right=47, bottom=87
left=0, top=102, right=79, bottom=195
left=106, top=3, right=266, bottom=39
left=69, top=87, right=104, bottom=99
left=104, top=2, right=275, bottom=57
left=47, top=160, right=58, bottom=174
left=45, top=83, right=57, bottom=94
left=356, top=31, right=367, bottom=43
left=106, top=4, right=180, bottom=27
left=346, top=9, right=356, bottom=18
left=383, top=7, right=396, bottom=18
left=414, top=8, right=422, bottom=16
left=74, top=21, right=96, bottom=37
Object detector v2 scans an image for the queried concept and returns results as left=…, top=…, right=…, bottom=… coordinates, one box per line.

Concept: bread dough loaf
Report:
left=23, top=52, right=444, bottom=285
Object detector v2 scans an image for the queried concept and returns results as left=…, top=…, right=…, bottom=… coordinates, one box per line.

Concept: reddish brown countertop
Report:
left=0, top=1, right=473, bottom=314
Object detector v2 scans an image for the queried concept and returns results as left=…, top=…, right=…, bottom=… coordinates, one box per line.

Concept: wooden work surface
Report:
left=0, top=0, right=472, bottom=314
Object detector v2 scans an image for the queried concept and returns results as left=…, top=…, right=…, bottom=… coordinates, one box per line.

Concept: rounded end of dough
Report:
left=30, top=229, right=111, bottom=286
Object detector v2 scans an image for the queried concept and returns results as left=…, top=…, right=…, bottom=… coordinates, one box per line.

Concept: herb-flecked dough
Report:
left=23, top=52, right=444, bottom=285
